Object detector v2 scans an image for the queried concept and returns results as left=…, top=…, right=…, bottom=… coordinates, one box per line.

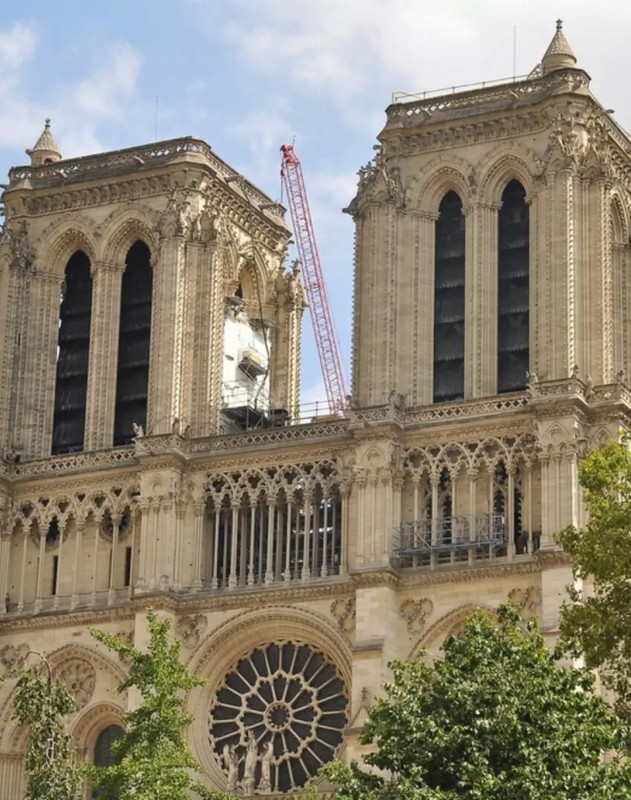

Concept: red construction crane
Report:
left=280, top=144, right=348, bottom=413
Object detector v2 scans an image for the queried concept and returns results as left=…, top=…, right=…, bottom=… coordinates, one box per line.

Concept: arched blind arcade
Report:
left=433, top=191, right=465, bottom=403
left=52, top=251, right=93, bottom=455
left=113, top=241, right=152, bottom=445
left=497, top=180, right=529, bottom=393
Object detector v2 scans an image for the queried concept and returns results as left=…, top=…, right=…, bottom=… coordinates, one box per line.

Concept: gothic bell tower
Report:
left=0, top=125, right=303, bottom=462
left=349, top=20, right=629, bottom=407
left=345, top=21, right=631, bottom=561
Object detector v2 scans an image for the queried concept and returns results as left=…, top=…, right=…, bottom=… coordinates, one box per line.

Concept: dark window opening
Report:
left=52, top=555, right=59, bottom=595
left=498, top=180, right=529, bottom=393
left=52, top=251, right=93, bottom=454
left=124, top=546, right=132, bottom=587
left=46, top=518, right=60, bottom=546
left=113, top=241, right=152, bottom=446
left=93, top=724, right=124, bottom=799
left=433, top=191, right=465, bottom=403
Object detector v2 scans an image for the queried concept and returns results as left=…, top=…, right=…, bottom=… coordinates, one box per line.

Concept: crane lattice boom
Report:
left=280, top=144, right=347, bottom=413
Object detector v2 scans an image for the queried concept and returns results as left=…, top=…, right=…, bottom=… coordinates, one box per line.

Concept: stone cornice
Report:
left=398, top=557, right=542, bottom=588
left=0, top=603, right=135, bottom=633
left=0, top=580, right=356, bottom=634
left=6, top=166, right=288, bottom=253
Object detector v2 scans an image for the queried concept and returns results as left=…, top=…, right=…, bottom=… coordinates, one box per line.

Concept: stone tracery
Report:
left=208, top=640, right=348, bottom=793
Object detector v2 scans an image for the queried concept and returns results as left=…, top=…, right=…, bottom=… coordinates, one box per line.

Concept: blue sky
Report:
left=1, top=0, right=630, bottom=404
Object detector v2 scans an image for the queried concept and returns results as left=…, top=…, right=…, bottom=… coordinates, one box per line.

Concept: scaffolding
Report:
left=392, top=513, right=506, bottom=566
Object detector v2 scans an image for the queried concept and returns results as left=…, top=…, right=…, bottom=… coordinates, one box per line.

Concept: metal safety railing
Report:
left=393, top=513, right=506, bottom=567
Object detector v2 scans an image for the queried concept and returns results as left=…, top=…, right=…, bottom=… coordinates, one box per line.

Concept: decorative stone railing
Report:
left=385, top=69, right=590, bottom=127
left=9, top=446, right=136, bottom=479
left=8, top=136, right=280, bottom=213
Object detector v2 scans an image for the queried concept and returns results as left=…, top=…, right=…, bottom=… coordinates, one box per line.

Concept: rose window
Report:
left=209, top=641, right=348, bottom=793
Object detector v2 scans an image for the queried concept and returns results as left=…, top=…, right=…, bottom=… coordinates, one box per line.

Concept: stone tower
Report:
left=0, top=22, right=630, bottom=800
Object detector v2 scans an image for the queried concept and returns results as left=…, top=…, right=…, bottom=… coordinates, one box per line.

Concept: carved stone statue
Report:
left=225, top=744, right=239, bottom=792
left=158, top=191, right=179, bottom=239
left=243, top=729, right=258, bottom=794
left=132, top=422, right=144, bottom=439
left=259, top=739, right=274, bottom=793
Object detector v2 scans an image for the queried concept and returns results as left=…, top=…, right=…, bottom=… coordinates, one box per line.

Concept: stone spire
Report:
left=541, top=20, right=577, bottom=75
left=26, top=118, right=62, bottom=166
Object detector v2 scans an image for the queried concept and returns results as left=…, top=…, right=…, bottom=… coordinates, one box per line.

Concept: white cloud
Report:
left=216, top=0, right=487, bottom=100
left=70, top=43, right=141, bottom=120
left=0, top=22, right=37, bottom=70
left=0, top=24, right=142, bottom=157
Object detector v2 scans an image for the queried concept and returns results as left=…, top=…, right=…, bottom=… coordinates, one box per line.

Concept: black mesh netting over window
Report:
left=208, top=641, right=348, bottom=793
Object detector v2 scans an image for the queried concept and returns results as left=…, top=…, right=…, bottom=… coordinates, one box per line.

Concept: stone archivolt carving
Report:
left=176, top=613, right=207, bottom=649
left=0, top=643, right=30, bottom=672
left=330, top=598, right=356, bottom=634
left=400, top=597, right=434, bottom=636
left=55, top=659, right=97, bottom=710
left=508, top=586, right=542, bottom=621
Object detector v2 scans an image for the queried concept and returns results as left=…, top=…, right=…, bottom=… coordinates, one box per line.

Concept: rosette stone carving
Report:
left=56, top=659, right=97, bottom=710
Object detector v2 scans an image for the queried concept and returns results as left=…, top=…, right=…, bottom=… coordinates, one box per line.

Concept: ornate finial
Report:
left=26, top=118, right=62, bottom=166
left=556, top=19, right=563, bottom=31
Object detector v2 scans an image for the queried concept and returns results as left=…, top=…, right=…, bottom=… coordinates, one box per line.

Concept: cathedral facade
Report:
left=0, top=22, right=630, bottom=798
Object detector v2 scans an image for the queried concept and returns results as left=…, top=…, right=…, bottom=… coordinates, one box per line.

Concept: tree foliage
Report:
left=89, top=608, right=230, bottom=800
left=13, top=662, right=83, bottom=800
left=557, top=439, right=631, bottom=722
left=321, top=605, right=631, bottom=800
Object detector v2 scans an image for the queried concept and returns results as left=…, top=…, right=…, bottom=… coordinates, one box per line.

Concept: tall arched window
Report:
left=497, top=180, right=529, bottom=393
left=93, top=724, right=124, bottom=798
left=433, top=191, right=465, bottom=403
left=52, top=251, right=93, bottom=455
left=114, top=241, right=152, bottom=445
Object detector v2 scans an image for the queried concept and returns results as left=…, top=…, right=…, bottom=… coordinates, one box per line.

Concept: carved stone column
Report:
left=0, top=223, right=35, bottom=457
left=0, top=533, right=10, bottom=616
left=402, top=211, right=436, bottom=406
left=150, top=233, right=187, bottom=435
left=189, top=238, right=219, bottom=435
left=190, top=499, right=205, bottom=591
left=84, top=261, right=124, bottom=450
left=468, top=201, right=499, bottom=397
left=270, top=270, right=304, bottom=419
left=135, top=501, right=151, bottom=592
left=538, top=168, right=575, bottom=380
left=576, top=175, right=612, bottom=384
left=22, top=270, right=62, bottom=458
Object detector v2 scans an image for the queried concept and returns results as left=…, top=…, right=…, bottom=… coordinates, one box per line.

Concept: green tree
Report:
left=89, top=608, right=230, bottom=800
left=321, top=605, right=631, bottom=800
left=13, top=658, right=83, bottom=800
left=557, top=439, right=631, bottom=723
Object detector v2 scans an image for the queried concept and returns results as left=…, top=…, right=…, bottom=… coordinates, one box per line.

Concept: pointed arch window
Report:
left=113, top=241, right=152, bottom=445
left=498, top=180, right=529, bottom=393
left=52, top=251, right=93, bottom=455
left=433, top=191, right=465, bottom=403
left=93, top=724, right=124, bottom=798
